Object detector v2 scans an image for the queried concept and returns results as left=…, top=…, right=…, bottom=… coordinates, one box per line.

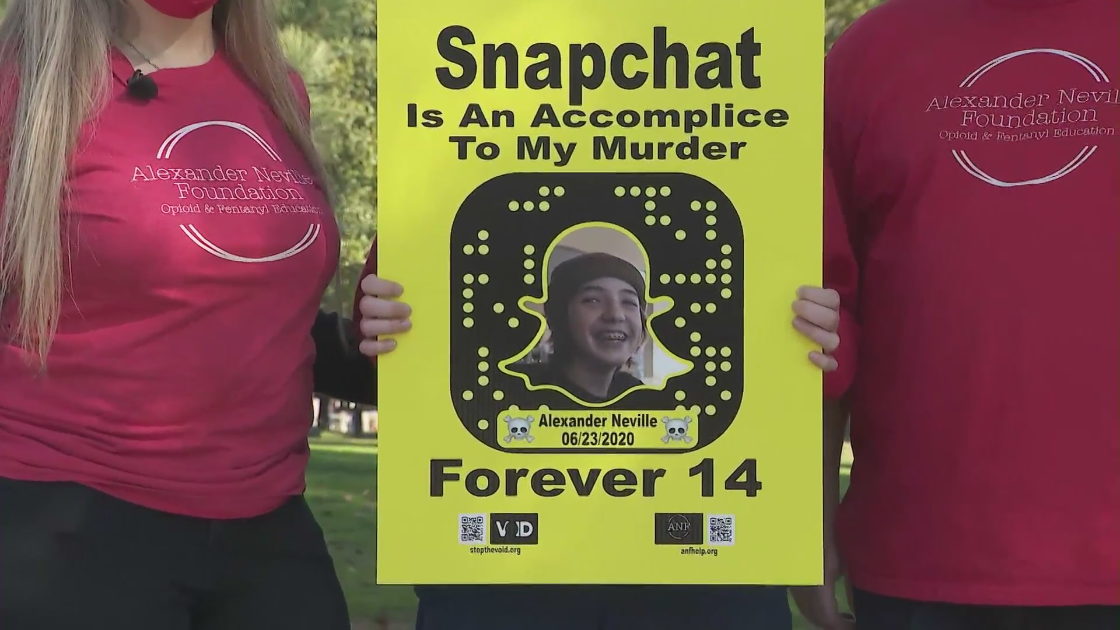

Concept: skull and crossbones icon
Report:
left=661, top=416, right=693, bottom=443
left=503, top=415, right=535, bottom=443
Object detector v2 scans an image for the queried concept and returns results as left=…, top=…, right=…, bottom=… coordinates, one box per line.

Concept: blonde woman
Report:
left=0, top=1, right=359, bottom=628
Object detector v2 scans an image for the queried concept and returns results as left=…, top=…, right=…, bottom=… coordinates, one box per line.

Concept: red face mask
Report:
left=143, top=0, right=220, bottom=19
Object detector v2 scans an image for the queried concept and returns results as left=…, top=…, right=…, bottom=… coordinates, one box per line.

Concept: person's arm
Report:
left=822, top=155, right=857, bottom=557
left=285, top=67, right=376, bottom=405
left=792, top=33, right=864, bottom=630
left=794, top=161, right=860, bottom=629
left=312, top=309, right=376, bottom=405
left=822, top=27, right=867, bottom=622
left=821, top=156, right=861, bottom=624
left=822, top=158, right=859, bottom=402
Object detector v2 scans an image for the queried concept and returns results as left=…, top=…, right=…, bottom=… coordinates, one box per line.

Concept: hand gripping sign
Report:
left=376, top=0, right=824, bottom=585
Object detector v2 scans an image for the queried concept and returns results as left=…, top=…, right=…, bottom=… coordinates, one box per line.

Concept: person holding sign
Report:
left=354, top=235, right=847, bottom=630
left=0, top=1, right=357, bottom=629
left=793, top=1, right=1120, bottom=629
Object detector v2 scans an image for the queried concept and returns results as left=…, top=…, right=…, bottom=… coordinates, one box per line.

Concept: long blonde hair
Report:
left=0, top=0, right=329, bottom=367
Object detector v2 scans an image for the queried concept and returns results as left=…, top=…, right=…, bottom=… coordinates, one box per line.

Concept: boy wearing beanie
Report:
left=515, top=252, right=649, bottom=402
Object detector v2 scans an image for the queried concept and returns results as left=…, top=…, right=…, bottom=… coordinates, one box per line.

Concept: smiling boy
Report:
left=514, top=252, right=649, bottom=403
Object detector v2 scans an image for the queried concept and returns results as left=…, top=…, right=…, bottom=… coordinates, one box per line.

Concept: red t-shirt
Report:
left=825, top=0, right=1118, bottom=605
left=0, top=48, right=340, bottom=519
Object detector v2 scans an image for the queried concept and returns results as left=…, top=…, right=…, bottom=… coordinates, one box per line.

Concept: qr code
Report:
left=458, top=513, right=486, bottom=544
left=706, top=514, right=735, bottom=546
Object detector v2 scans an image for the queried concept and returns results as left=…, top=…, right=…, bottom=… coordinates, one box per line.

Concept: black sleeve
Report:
left=311, top=310, right=377, bottom=406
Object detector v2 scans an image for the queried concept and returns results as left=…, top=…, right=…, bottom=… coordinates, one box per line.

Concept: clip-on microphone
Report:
left=126, top=69, right=158, bottom=101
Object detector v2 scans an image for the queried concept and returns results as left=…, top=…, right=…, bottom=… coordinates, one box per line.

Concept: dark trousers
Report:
left=853, top=588, right=1120, bottom=630
left=415, top=584, right=793, bottom=630
left=0, top=477, right=349, bottom=630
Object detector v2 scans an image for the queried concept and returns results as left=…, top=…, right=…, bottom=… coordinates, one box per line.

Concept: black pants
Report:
left=415, top=584, right=793, bottom=629
left=0, top=477, right=349, bottom=630
left=853, top=588, right=1120, bottom=630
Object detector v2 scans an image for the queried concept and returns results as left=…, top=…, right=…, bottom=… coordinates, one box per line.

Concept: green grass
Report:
left=306, top=433, right=852, bottom=629
left=305, top=433, right=417, bottom=624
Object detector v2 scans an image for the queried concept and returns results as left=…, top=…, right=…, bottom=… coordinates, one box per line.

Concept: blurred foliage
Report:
left=275, top=0, right=377, bottom=314
left=827, top=0, right=886, bottom=49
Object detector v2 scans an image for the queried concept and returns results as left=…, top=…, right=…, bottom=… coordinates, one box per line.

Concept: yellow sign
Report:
left=376, top=0, right=823, bottom=585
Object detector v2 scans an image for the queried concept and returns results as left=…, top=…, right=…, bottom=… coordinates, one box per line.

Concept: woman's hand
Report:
left=357, top=274, right=411, bottom=357
left=792, top=286, right=841, bottom=372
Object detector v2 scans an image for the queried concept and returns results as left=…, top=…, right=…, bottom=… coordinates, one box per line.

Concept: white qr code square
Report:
left=458, top=513, right=486, bottom=544
left=706, top=514, right=735, bottom=546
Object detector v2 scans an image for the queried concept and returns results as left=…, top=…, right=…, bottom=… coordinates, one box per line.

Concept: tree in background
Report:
left=276, top=0, right=377, bottom=314
left=827, top=0, right=885, bottom=49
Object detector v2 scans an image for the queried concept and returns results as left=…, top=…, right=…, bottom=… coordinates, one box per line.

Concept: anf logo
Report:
left=489, top=513, right=539, bottom=545
left=654, top=513, right=703, bottom=545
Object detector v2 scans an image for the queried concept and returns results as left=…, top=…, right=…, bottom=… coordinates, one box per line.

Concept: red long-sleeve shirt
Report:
left=825, top=0, right=1118, bottom=606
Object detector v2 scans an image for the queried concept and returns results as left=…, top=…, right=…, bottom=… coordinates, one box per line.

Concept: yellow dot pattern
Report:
left=510, top=188, right=562, bottom=213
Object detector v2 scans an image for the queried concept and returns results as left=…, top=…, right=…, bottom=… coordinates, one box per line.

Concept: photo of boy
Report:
left=513, top=251, right=650, bottom=403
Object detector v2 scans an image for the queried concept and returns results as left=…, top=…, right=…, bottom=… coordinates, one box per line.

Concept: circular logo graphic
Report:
left=665, top=514, right=693, bottom=541
left=159, top=120, right=321, bottom=263
left=952, top=48, right=1110, bottom=188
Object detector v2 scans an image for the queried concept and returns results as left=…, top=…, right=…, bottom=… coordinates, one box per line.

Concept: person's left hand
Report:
left=792, top=286, right=841, bottom=371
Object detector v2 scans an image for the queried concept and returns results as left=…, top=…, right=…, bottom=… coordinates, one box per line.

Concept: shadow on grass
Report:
left=306, top=433, right=853, bottom=630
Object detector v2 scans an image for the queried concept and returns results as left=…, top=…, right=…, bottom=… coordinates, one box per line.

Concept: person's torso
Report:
left=830, top=0, right=1119, bottom=604
left=0, top=50, right=340, bottom=518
